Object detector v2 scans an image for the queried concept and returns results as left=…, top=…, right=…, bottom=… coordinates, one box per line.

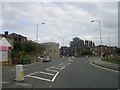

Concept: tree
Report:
left=116, top=48, right=120, bottom=54
left=70, top=37, right=84, bottom=48
left=69, top=37, right=84, bottom=56
left=14, top=40, right=45, bottom=58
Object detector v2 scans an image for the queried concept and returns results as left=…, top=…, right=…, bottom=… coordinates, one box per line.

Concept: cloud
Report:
left=1, top=2, right=118, bottom=47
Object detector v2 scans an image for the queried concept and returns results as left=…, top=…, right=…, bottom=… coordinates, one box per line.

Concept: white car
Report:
left=42, top=56, right=51, bottom=62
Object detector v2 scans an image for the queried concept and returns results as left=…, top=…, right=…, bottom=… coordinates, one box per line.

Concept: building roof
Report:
left=41, top=42, right=59, bottom=45
left=0, top=37, right=11, bottom=47
left=9, top=33, right=27, bottom=38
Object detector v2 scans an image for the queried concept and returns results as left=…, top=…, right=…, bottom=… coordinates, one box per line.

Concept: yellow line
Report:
left=90, top=61, right=119, bottom=73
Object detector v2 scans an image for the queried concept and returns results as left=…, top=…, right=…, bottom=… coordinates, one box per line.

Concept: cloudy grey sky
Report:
left=0, top=1, right=118, bottom=47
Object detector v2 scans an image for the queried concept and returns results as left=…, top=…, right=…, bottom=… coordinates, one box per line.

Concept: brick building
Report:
left=41, top=42, right=60, bottom=59
left=9, top=33, right=27, bottom=42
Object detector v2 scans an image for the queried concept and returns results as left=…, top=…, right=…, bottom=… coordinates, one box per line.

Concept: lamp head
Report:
left=91, top=20, right=94, bottom=22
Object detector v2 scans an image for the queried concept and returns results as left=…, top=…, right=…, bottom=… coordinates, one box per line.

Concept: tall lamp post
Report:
left=36, top=22, right=45, bottom=62
left=91, top=20, right=102, bottom=58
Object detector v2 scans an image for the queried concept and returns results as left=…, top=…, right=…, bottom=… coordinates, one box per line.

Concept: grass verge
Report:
left=102, top=56, right=120, bottom=65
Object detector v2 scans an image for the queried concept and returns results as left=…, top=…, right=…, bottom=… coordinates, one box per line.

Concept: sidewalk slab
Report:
left=92, top=59, right=120, bottom=71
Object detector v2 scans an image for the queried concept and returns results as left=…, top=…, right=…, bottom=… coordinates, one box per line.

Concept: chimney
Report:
left=4, top=31, right=8, bottom=35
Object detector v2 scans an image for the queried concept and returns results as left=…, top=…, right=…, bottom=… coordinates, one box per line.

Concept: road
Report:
left=2, top=57, right=119, bottom=88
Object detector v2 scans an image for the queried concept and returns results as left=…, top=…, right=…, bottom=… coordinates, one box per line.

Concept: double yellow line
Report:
left=90, top=61, right=120, bottom=73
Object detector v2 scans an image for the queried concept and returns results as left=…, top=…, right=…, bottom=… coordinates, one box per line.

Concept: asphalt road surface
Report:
left=2, top=57, right=119, bottom=88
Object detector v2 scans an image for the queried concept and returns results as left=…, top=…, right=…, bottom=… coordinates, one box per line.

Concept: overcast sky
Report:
left=0, top=1, right=118, bottom=47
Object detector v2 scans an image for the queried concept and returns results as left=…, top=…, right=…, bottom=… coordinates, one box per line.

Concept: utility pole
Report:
left=108, top=36, right=111, bottom=55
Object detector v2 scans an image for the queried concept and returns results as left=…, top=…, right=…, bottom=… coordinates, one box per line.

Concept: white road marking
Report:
left=60, top=66, right=66, bottom=70
left=0, top=82, right=11, bottom=84
left=46, top=68, right=58, bottom=72
left=50, top=67, right=61, bottom=70
left=24, top=72, right=39, bottom=77
left=56, top=65, right=64, bottom=68
left=39, top=71, right=55, bottom=76
left=51, top=72, right=59, bottom=82
left=26, top=75, right=51, bottom=82
left=59, top=63, right=64, bottom=65
left=66, top=63, right=71, bottom=65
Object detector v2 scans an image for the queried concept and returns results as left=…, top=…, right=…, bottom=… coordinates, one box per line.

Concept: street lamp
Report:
left=91, top=20, right=102, bottom=58
left=36, top=22, right=45, bottom=62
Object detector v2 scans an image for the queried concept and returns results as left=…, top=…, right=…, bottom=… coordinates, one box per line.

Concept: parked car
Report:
left=42, top=56, right=51, bottom=62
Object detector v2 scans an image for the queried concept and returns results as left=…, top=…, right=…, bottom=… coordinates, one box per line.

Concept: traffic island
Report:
left=91, top=59, right=120, bottom=72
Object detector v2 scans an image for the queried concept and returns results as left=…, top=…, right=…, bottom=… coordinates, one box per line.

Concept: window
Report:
left=54, top=50, right=56, bottom=53
left=19, top=38, right=21, bottom=41
left=15, top=38, right=17, bottom=41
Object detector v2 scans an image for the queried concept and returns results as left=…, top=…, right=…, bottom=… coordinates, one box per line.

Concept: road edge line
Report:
left=51, top=72, right=59, bottom=82
left=90, top=61, right=119, bottom=73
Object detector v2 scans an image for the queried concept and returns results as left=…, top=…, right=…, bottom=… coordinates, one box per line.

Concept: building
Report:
left=41, top=42, right=60, bottom=59
left=1, top=31, right=27, bottom=65
left=91, top=45, right=117, bottom=55
left=0, top=37, right=12, bottom=66
left=2, top=31, right=14, bottom=48
left=9, top=33, right=27, bottom=42
left=85, top=40, right=95, bottom=47
left=60, top=46, right=69, bottom=57
left=1, top=32, right=14, bottom=65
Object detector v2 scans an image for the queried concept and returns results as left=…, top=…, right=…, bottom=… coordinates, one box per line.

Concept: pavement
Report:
left=91, top=58, right=120, bottom=71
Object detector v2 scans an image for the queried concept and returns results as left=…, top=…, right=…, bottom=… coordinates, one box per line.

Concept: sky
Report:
left=0, top=1, right=119, bottom=47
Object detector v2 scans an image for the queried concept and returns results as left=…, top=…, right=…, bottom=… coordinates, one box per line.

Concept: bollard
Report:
left=68, top=57, right=71, bottom=63
left=15, top=65, right=24, bottom=81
